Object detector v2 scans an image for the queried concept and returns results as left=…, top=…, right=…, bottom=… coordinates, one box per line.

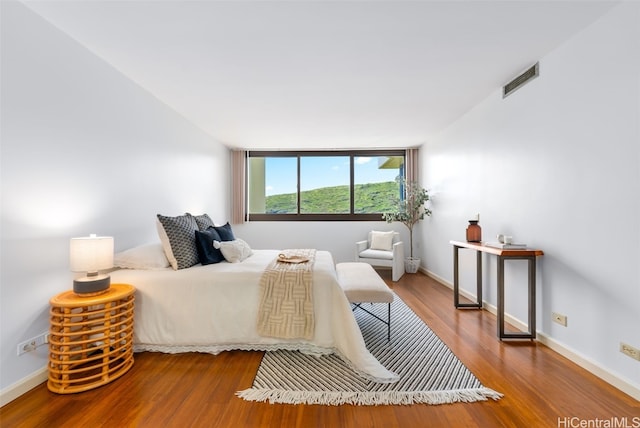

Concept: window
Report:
left=248, top=150, right=405, bottom=221
left=300, top=156, right=350, bottom=214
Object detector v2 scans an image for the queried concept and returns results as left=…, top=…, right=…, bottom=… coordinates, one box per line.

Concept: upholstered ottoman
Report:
left=336, top=262, right=394, bottom=340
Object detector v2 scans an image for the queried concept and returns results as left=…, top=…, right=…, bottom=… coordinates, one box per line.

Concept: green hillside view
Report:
left=266, top=181, right=399, bottom=214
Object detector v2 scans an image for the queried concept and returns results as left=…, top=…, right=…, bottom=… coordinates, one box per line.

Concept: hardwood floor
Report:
left=1, top=271, right=638, bottom=427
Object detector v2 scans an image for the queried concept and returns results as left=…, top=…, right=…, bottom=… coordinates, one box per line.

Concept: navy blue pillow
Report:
left=194, top=227, right=225, bottom=265
left=214, top=222, right=235, bottom=241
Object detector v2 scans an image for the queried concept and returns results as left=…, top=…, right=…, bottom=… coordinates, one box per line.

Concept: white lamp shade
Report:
left=70, top=235, right=114, bottom=273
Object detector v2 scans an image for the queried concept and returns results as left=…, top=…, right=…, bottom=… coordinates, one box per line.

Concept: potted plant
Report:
left=382, top=178, right=432, bottom=273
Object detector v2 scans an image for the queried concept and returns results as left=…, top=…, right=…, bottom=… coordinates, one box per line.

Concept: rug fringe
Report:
left=236, top=387, right=503, bottom=406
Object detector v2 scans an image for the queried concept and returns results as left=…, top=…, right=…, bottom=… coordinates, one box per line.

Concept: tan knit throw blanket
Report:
left=257, top=249, right=316, bottom=340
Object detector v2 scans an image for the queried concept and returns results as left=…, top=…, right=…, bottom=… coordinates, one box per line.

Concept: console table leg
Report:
left=476, top=250, right=482, bottom=306
left=499, top=256, right=537, bottom=340
left=453, top=246, right=482, bottom=309
left=453, top=246, right=460, bottom=307
left=528, top=257, right=536, bottom=339
left=497, top=256, right=505, bottom=339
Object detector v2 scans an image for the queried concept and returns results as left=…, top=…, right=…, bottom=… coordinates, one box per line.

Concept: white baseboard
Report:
left=0, top=366, right=48, bottom=408
left=422, top=269, right=640, bottom=401
left=536, top=334, right=640, bottom=401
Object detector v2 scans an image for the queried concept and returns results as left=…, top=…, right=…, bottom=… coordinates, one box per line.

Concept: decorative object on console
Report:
left=485, top=235, right=527, bottom=249
left=382, top=177, right=431, bottom=274
left=466, top=216, right=482, bottom=242
left=70, top=234, right=114, bottom=295
left=484, top=242, right=527, bottom=249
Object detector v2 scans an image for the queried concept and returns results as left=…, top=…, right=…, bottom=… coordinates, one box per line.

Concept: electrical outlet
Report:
left=17, top=331, right=49, bottom=356
left=552, top=312, right=567, bottom=327
left=620, top=343, right=640, bottom=361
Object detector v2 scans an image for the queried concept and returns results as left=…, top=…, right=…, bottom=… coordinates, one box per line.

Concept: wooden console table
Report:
left=450, top=241, right=544, bottom=340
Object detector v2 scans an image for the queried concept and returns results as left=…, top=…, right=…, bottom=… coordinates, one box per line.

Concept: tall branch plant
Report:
left=382, top=178, right=431, bottom=259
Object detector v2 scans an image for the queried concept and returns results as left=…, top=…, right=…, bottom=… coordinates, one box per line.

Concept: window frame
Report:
left=247, top=149, right=406, bottom=221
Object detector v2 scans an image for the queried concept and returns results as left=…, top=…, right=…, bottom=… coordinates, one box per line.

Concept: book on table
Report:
left=484, top=242, right=527, bottom=249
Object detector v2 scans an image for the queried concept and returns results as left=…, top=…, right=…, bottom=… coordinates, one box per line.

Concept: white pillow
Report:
left=114, top=243, right=170, bottom=270
left=370, top=231, right=394, bottom=251
left=213, top=238, right=253, bottom=263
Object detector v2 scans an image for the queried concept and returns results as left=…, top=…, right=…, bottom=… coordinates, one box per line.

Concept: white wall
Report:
left=234, top=221, right=411, bottom=265
left=420, top=2, right=639, bottom=391
left=0, top=2, right=230, bottom=392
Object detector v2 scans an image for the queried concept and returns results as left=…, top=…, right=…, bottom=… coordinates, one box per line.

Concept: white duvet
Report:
left=109, top=250, right=398, bottom=383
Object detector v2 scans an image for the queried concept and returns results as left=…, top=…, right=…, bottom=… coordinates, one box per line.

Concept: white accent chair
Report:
left=355, top=231, right=405, bottom=282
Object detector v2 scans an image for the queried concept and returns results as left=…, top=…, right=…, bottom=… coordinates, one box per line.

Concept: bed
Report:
left=109, top=248, right=398, bottom=383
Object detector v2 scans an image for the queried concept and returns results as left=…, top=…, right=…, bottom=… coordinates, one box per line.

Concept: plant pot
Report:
left=405, top=257, right=420, bottom=274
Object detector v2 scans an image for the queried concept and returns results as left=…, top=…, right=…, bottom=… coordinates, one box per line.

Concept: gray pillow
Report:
left=192, top=213, right=215, bottom=231
left=156, top=213, right=199, bottom=270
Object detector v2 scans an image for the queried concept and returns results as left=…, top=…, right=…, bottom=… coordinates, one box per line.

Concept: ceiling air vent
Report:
left=503, top=62, right=539, bottom=98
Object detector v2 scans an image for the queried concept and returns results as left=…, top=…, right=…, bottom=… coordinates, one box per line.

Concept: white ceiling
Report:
left=23, top=0, right=617, bottom=149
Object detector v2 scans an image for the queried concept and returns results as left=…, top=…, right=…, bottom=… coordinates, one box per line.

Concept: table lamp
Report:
left=70, top=234, right=114, bottom=295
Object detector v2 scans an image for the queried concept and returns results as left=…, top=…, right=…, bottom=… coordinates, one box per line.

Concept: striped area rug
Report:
left=237, top=292, right=502, bottom=405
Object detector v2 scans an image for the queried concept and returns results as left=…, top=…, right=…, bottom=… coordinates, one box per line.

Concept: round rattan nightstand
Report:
left=48, top=283, right=135, bottom=394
